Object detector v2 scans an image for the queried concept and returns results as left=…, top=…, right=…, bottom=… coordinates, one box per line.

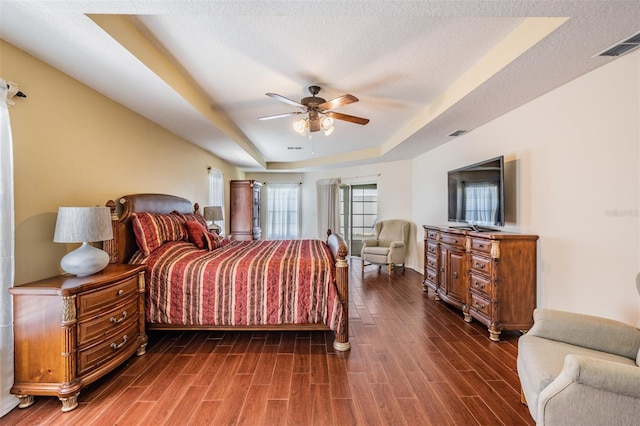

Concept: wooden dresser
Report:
left=423, top=225, right=538, bottom=341
left=9, top=264, right=147, bottom=412
left=230, top=180, right=262, bottom=241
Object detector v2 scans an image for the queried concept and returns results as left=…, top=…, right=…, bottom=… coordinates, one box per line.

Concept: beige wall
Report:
left=412, top=50, right=640, bottom=325
left=1, top=40, right=243, bottom=284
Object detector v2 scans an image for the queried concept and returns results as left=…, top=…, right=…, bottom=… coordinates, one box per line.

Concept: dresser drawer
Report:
left=76, top=276, right=138, bottom=318
left=469, top=272, right=492, bottom=298
left=426, top=242, right=438, bottom=255
left=425, top=254, right=438, bottom=270
left=77, top=321, right=139, bottom=376
left=440, top=233, right=464, bottom=249
left=470, top=253, right=493, bottom=275
left=425, top=267, right=438, bottom=285
left=469, top=292, right=492, bottom=320
left=470, top=238, right=492, bottom=254
left=77, top=296, right=138, bottom=347
left=426, top=229, right=438, bottom=240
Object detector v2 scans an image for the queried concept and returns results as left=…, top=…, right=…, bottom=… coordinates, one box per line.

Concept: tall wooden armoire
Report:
left=230, top=180, right=262, bottom=240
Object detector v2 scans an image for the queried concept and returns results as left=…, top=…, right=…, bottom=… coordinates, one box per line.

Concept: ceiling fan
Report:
left=259, top=85, right=369, bottom=135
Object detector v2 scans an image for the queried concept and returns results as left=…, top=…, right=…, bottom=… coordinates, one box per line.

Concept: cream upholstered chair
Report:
left=361, top=219, right=409, bottom=276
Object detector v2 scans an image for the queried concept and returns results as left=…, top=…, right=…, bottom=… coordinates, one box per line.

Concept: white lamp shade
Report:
left=54, top=207, right=113, bottom=276
left=203, top=206, right=224, bottom=222
left=54, top=207, right=113, bottom=243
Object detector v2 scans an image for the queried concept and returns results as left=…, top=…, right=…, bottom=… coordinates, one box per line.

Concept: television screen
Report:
left=447, top=156, right=504, bottom=227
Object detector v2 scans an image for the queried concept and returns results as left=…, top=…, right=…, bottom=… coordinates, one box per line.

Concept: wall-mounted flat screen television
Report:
left=447, top=156, right=504, bottom=228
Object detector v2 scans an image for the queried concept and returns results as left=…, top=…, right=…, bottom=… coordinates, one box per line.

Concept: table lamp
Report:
left=53, top=207, right=113, bottom=276
left=203, top=206, right=224, bottom=233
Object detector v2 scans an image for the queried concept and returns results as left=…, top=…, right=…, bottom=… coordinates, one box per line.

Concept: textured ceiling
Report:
left=1, top=1, right=639, bottom=171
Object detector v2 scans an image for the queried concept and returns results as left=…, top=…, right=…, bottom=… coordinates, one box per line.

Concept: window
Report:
left=266, top=183, right=300, bottom=240
left=207, top=167, right=225, bottom=233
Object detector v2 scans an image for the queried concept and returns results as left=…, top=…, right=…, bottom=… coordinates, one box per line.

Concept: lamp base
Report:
left=60, top=242, right=110, bottom=277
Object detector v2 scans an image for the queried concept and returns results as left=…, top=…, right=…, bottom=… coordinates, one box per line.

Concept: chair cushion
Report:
left=363, top=246, right=390, bottom=256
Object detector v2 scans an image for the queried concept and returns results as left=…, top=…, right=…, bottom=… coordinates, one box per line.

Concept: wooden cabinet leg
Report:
left=16, top=394, right=35, bottom=409
left=59, top=394, right=79, bottom=412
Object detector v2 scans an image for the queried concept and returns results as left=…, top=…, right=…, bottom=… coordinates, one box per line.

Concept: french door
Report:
left=339, top=183, right=378, bottom=257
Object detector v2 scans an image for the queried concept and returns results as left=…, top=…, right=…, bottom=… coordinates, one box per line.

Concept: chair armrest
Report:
left=563, top=355, right=640, bottom=398
left=527, top=308, right=640, bottom=359
left=537, top=355, right=640, bottom=425
left=389, top=241, right=406, bottom=249
left=361, top=239, right=378, bottom=249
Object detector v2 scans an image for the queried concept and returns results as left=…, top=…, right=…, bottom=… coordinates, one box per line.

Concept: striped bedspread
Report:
left=131, top=239, right=345, bottom=333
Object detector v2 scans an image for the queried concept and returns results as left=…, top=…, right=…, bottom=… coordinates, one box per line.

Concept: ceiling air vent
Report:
left=448, top=130, right=468, bottom=137
left=596, top=31, right=640, bottom=57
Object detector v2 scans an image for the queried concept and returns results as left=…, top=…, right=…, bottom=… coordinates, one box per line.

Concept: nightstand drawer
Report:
left=77, top=321, right=139, bottom=376
left=77, top=275, right=138, bottom=318
left=77, top=296, right=138, bottom=347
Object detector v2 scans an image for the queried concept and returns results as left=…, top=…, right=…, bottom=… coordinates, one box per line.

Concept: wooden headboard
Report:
left=104, top=193, right=197, bottom=264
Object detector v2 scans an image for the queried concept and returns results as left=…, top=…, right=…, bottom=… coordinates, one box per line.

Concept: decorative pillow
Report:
left=171, top=211, right=208, bottom=229
left=131, top=212, right=187, bottom=256
left=218, top=236, right=232, bottom=248
left=203, top=232, right=220, bottom=251
left=185, top=220, right=225, bottom=251
left=185, top=220, right=209, bottom=250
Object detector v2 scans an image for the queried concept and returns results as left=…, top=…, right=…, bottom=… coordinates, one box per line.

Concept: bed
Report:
left=104, top=193, right=350, bottom=351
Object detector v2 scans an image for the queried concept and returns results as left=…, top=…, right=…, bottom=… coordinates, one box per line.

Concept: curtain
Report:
left=316, top=178, right=340, bottom=239
left=266, top=183, right=300, bottom=240
left=208, top=168, right=225, bottom=234
left=0, top=79, right=18, bottom=415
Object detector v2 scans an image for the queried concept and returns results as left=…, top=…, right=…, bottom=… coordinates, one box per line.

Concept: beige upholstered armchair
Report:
left=361, top=219, right=409, bottom=275
left=517, top=308, right=640, bottom=425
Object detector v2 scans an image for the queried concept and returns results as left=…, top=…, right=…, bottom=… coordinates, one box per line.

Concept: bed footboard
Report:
left=327, top=230, right=350, bottom=352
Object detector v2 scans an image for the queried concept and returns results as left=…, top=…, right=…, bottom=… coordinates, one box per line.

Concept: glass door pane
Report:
left=341, top=184, right=377, bottom=256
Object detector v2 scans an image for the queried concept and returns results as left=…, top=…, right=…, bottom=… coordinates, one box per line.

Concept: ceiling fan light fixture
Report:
left=320, top=116, right=334, bottom=135
left=293, top=119, right=307, bottom=134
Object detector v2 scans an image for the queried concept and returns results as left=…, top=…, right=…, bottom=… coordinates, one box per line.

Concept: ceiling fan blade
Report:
left=266, top=93, right=306, bottom=110
left=258, top=111, right=303, bottom=120
left=318, top=94, right=358, bottom=111
left=326, top=111, right=370, bottom=125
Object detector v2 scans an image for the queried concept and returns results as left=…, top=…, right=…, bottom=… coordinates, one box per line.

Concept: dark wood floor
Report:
left=1, top=260, right=534, bottom=425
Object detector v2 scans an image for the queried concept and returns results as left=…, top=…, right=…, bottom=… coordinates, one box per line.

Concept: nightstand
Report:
left=9, top=264, right=147, bottom=412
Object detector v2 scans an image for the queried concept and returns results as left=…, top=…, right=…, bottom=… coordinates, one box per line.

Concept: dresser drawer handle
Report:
left=475, top=262, right=485, bottom=269
left=109, top=311, right=127, bottom=324
left=475, top=302, right=486, bottom=309
left=478, top=243, right=485, bottom=248
left=452, top=272, right=458, bottom=279
left=117, top=289, right=124, bottom=296
left=475, top=282, right=485, bottom=289
left=110, top=335, right=128, bottom=350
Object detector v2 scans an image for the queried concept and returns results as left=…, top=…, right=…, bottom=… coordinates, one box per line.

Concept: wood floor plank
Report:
left=263, top=399, right=288, bottom=426
left=187, top=400, right=222, bottom=426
